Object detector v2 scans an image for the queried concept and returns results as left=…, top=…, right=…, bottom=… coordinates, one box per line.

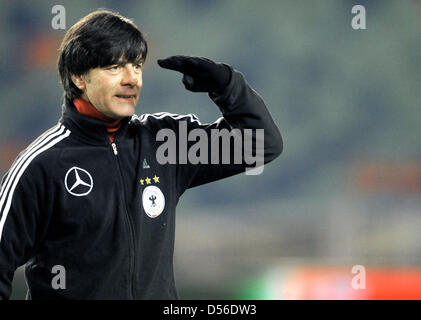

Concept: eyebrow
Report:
left=116, top=56, right=144, bottom=65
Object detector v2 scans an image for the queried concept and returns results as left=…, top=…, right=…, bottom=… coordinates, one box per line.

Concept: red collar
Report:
left=73, top=98, right=121, bottom=142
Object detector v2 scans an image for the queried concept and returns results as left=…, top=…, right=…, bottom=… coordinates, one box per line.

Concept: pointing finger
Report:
left=157, top=55, right=197, bottom=74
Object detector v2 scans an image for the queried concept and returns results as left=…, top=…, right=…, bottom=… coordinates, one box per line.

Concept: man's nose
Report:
left=121, top=65, right=140, bottom=86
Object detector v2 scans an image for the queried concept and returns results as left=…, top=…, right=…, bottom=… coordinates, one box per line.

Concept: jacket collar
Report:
left=59, top=98, right=132, bottom=145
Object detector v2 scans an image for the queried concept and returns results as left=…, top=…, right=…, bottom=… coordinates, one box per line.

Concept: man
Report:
left=0, top=10, right=282, bottom=299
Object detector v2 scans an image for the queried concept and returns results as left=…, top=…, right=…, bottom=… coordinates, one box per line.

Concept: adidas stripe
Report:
left=136, top=112, right=203, bottom=125
left=0, top=124, right=71, bottom=242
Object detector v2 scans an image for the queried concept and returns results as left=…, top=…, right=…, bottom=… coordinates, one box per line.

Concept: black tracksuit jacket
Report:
left=0, top=67, right=282, bottom=299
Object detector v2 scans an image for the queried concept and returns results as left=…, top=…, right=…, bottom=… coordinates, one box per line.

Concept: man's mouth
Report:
left=115, top=94, right=136, bottom=101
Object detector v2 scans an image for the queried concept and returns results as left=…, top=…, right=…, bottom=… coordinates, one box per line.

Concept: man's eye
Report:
left=108, top=65, right=119, bottom=71
left=135, top=64, right=143, bottom=70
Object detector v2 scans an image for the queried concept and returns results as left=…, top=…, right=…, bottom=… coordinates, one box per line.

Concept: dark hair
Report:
left=57, top=9, right=148, bottom=101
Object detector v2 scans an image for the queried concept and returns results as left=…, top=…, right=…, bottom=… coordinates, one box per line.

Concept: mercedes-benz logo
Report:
left=64, top=167, right=93, bottom=197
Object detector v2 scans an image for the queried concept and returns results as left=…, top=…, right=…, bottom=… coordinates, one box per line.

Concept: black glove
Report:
left=157, top=55, right=232, bottom=93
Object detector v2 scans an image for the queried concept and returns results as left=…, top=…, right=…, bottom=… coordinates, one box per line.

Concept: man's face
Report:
left=72, top=59, right=143, bottom=119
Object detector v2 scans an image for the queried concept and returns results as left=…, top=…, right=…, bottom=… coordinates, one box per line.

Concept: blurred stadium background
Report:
left=1, top=0, right=421, bottom=299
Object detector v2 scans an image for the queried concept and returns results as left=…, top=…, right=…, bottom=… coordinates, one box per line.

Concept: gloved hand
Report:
left=157, top=55, right=232, bottom=93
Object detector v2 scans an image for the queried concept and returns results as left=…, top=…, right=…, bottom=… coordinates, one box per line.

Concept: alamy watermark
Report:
left=155, top=121, right=265, bottom=175
left=351, top=5, right=366, bottom=30
left=51, top=5, right=66, bottom=30
left=351, top=265, right=366, bottom=290
left=51, top=265, right=66, bottom=290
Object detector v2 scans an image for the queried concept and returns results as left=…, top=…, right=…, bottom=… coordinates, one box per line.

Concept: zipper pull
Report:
left=111, top=142, right=118, bottom=156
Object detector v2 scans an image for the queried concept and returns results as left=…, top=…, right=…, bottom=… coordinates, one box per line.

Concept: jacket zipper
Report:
left=111, top=141, right=137, bottom=299
left=112, top=142, right=118, bottom=156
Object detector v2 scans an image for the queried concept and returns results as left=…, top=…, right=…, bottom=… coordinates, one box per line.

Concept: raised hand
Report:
left=157, top=55, right=231, bottom=93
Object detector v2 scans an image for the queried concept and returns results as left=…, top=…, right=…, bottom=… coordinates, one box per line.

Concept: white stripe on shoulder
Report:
left=0, top=124, right=63, bottom=199
left=135, top=112, right=202, bottom=125
left=0, top=125, right=71, bottom=242
left=24, top=123, right=62, bottom=152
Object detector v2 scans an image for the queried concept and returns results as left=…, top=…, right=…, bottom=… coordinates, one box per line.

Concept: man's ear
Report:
left=71, top=74, right=86, bottom=91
